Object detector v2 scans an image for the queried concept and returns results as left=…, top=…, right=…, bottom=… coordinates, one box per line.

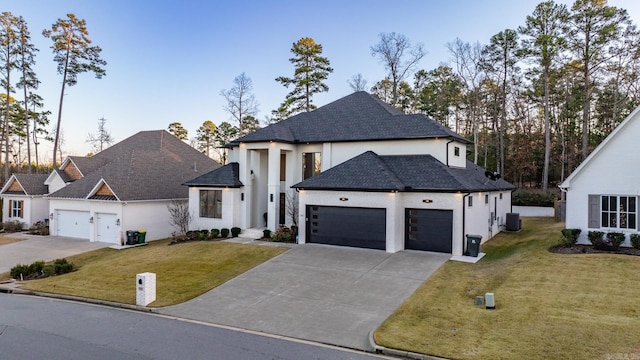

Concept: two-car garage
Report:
left=305, top=205, right=453, bottom=254
left=54, top=210, right=119, bottom=244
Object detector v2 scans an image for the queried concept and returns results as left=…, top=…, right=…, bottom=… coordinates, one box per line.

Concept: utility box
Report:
left=485, top=292, right=496, bottom=310
left=136, top=272, right=156, bottom=306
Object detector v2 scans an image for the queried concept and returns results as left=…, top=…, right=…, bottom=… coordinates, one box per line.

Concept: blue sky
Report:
left=5, top=0, right=640, bottom=159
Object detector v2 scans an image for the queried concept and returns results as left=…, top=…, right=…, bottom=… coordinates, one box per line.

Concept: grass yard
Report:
left=19, top=240, right=287, bottom=307
left=375, top=218, right=640, bottom=360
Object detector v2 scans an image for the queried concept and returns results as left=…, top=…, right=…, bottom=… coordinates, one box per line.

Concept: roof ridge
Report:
left=374, top=153, right=407, bottom=190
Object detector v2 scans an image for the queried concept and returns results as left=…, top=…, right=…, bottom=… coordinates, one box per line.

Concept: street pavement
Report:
left=161, top=244, right=450, bottom=350
left=0, top=293, right=390, bottom=360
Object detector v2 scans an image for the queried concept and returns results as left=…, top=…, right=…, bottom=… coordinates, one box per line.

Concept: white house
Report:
left=1, top=130, right=219, bottom=244
left=0, top=174, right=49, bottom=228
left=185, top=92, right=515, bottom=256
left=560, top=106, right=640, bottom=246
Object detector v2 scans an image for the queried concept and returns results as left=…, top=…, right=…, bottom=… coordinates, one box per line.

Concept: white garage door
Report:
left=56, top=210, right=90, bottom=239
left=96, top=213, right=119, bottom=244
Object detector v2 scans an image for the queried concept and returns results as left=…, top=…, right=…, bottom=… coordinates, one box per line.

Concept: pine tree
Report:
left=275, top=37, right=333, bottom=118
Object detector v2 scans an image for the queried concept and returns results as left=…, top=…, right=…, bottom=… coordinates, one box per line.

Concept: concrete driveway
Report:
left=160, top=244, right=449, bottom=350
left=0, top=235, right=110, bottom=274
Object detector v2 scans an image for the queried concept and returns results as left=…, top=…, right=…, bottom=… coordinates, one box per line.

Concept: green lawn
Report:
left=375, top=218, right=640, bottom=360
left=16, top=239, right=287, bottom=307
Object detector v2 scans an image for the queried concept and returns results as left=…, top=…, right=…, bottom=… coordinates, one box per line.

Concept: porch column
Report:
left=238, top=144, right=252, bottom=229
left=267, top=144, right=280, bottom=231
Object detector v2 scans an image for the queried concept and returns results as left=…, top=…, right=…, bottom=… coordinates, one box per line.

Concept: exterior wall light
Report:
left=89, top=216, right=94, bottom=223
left=422, top=199, right=433, bottom=203
left=339, top=197, right=348, bottom=201
left=116, top=219, right=120, bottom=226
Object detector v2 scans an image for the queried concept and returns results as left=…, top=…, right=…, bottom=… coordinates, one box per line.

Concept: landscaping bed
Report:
left=549, top=243, right=640, bottom=256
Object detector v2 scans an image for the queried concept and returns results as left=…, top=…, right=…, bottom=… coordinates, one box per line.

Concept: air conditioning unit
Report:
left=506, top=213, right=521, bottom=231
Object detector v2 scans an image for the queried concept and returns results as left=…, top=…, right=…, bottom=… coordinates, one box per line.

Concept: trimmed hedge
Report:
left=512, top=189, right=556, bottom=207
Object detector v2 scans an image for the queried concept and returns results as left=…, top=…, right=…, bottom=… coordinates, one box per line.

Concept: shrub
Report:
left=220, top=228, right=230, bottom=238
left=53, top=258, right=74, bottom=275
left=231, top=227, right=241, bottom=237
left=560, top=228, right=581, bottom=247
left=198, top=229, right=209, bottom=240
left=28, top=261, right=45, bottom=274
left=606, top=232, right=626, bottom=251
left=271, top=227, right=294, bottom=243
left=291, top=225, right=298, bottom=237
left=185, top=231, right=198, bottom=241
left=511, top=189, right=556, bottom=207
left=630, top=234, right=640, bottom=249
left=28, top=221, right=50, bottom=235
left=10, top=264, right=29, bottom=279
left=42, top=265, right=55, bottom=277
left=588, top=231, right=607, bottom=250
left=2, top=220, right=24, bottom=232
left=210, top=229, right=220, bottom=239
left=263, top=229, right=271, bottom=238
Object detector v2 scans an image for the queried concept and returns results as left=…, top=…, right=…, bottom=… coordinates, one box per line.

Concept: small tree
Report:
left=167, top=200, right=192, bottom=235
left=86, top=117, right=114, bottom=153
left=285, top=190, right=299, bottom=227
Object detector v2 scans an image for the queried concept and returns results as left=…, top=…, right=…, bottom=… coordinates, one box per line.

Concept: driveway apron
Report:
left=0, top=235, right=110, bottom=274
left=160, top=244, right=449, bottom=350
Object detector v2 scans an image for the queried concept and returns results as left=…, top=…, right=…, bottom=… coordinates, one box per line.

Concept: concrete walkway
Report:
left=160, top=244, right=449, bottom=351
left=0, top=234, right=110, bottom=274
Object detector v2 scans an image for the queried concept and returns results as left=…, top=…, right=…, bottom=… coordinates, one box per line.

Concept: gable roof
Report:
left=560, top=105, right=640, bottom=189
left=292, top=151, right=514, bottom=192
left=183, top=162, right=243, bottom=188
left=47, top=130, right=220, bottom=201
left=226, top=91, right=470, bottom=146
left=0, top=174, right=49, bottom=196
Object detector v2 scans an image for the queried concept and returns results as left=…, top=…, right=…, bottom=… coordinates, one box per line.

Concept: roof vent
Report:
left=193, top=161, right=198, bottom=172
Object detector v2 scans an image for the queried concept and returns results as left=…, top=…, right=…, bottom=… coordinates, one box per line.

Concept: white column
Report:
left=238, top=144, right=252, bottom=229
left=267, top=144, right=280, bottom=230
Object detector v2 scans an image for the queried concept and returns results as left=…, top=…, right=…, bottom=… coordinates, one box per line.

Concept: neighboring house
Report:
left=185, top=91, right=515, bottom=256
left=0, top=130, right=219, bottom=244
left=0, top=174, right=49, bottom=228
left=560, top=106, right=640, bottom=246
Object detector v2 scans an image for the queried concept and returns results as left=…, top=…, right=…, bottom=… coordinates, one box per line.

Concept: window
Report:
left=485, top=194, right=489, bottom=204
left=468, top=196, right=473, bottom=207
left=499, top=193, right=503, bottom=200
left=601, top=195, right=636, bottom=230
left=302, top=152, right=321, bottom=180
left=10, top=200, right=23, bottom=218
left=454, top=146, right=460, bottom=157
left=199, top=190, right=222, bottom=218
left=280, top=154, right=286, bottom=181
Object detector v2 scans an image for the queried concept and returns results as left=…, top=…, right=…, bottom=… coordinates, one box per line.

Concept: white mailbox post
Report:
left=136, top=272, right=156, bottom=306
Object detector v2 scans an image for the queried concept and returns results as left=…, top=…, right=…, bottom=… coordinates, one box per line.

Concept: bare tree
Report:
left=285, top=190, right=299, bottom=227
left=348, top=73, right=368, bottom=92
left=447, top=38, right=485, bottom=164
left=221, top=72, right=258, bottom=135
left=86, top=117, right=114, bottom=153
left=371, top=32, right=426, bottom=106
left=167, top=200, right=192, bottom=235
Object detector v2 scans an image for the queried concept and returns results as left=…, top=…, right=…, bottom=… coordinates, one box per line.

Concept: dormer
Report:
left=60, top=157, right=85, bottom=181
left=446, top=140, right=467, bottom=168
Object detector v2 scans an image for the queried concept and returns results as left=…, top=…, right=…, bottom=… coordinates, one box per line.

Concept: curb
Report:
left=368, top=330, right=448, bottom=360
left=0, top=283, right=158, bottom=313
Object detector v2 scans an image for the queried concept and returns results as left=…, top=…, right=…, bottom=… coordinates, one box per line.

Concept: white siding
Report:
left=563, top=109, right=640, bottom=245
left=2, top=195, right=48, bottom=229
left=189, top=187, right=241, bottom=231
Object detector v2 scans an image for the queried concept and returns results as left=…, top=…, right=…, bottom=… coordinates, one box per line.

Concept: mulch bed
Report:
left=549, top=244, right=640, bottom=256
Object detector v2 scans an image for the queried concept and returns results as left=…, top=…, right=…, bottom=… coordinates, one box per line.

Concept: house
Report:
left=185, top=91, right=515, bottom=256
left=0, top=174, right=50, bottom=228
left=560, top=106, right=640, bottom=246
left=0, top=130, right=219, bottom=244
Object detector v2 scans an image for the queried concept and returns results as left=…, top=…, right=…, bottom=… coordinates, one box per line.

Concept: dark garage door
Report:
left=306, top=205, right=386, bottom=250
left=405, top=209, right=453, bottom=253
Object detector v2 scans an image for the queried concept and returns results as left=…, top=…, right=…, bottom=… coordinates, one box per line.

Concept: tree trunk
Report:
left=4, top=43, right=11, bottom=183
left=542, top=66, right=551, bottom=194
left=53, top=44, right=71, bottom=168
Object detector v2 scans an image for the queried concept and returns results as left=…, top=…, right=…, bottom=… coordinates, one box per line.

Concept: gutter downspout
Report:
left=462, top=192, right=471, bottom=255
left=445, top=139, right=455, bottom=167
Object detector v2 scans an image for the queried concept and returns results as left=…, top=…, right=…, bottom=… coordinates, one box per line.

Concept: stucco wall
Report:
left=122, top=201, right=177, bottom=242
left=189, top=187, right=240, bottom=231
left=2, top=195, right=48, bottom=229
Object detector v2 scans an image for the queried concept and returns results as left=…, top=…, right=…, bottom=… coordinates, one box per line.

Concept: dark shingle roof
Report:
left=183, top=162, right=243, bottom=187
left=48, top=130, right=220, bottom=201
left=292, top=151, right=515, bottom=192
left=12, top=174, right=49, bottom=195
left=227, top=92, right=469, bottom=146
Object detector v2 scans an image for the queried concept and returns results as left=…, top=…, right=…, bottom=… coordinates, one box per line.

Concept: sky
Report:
left=4, top=0, right=640, bottom=160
